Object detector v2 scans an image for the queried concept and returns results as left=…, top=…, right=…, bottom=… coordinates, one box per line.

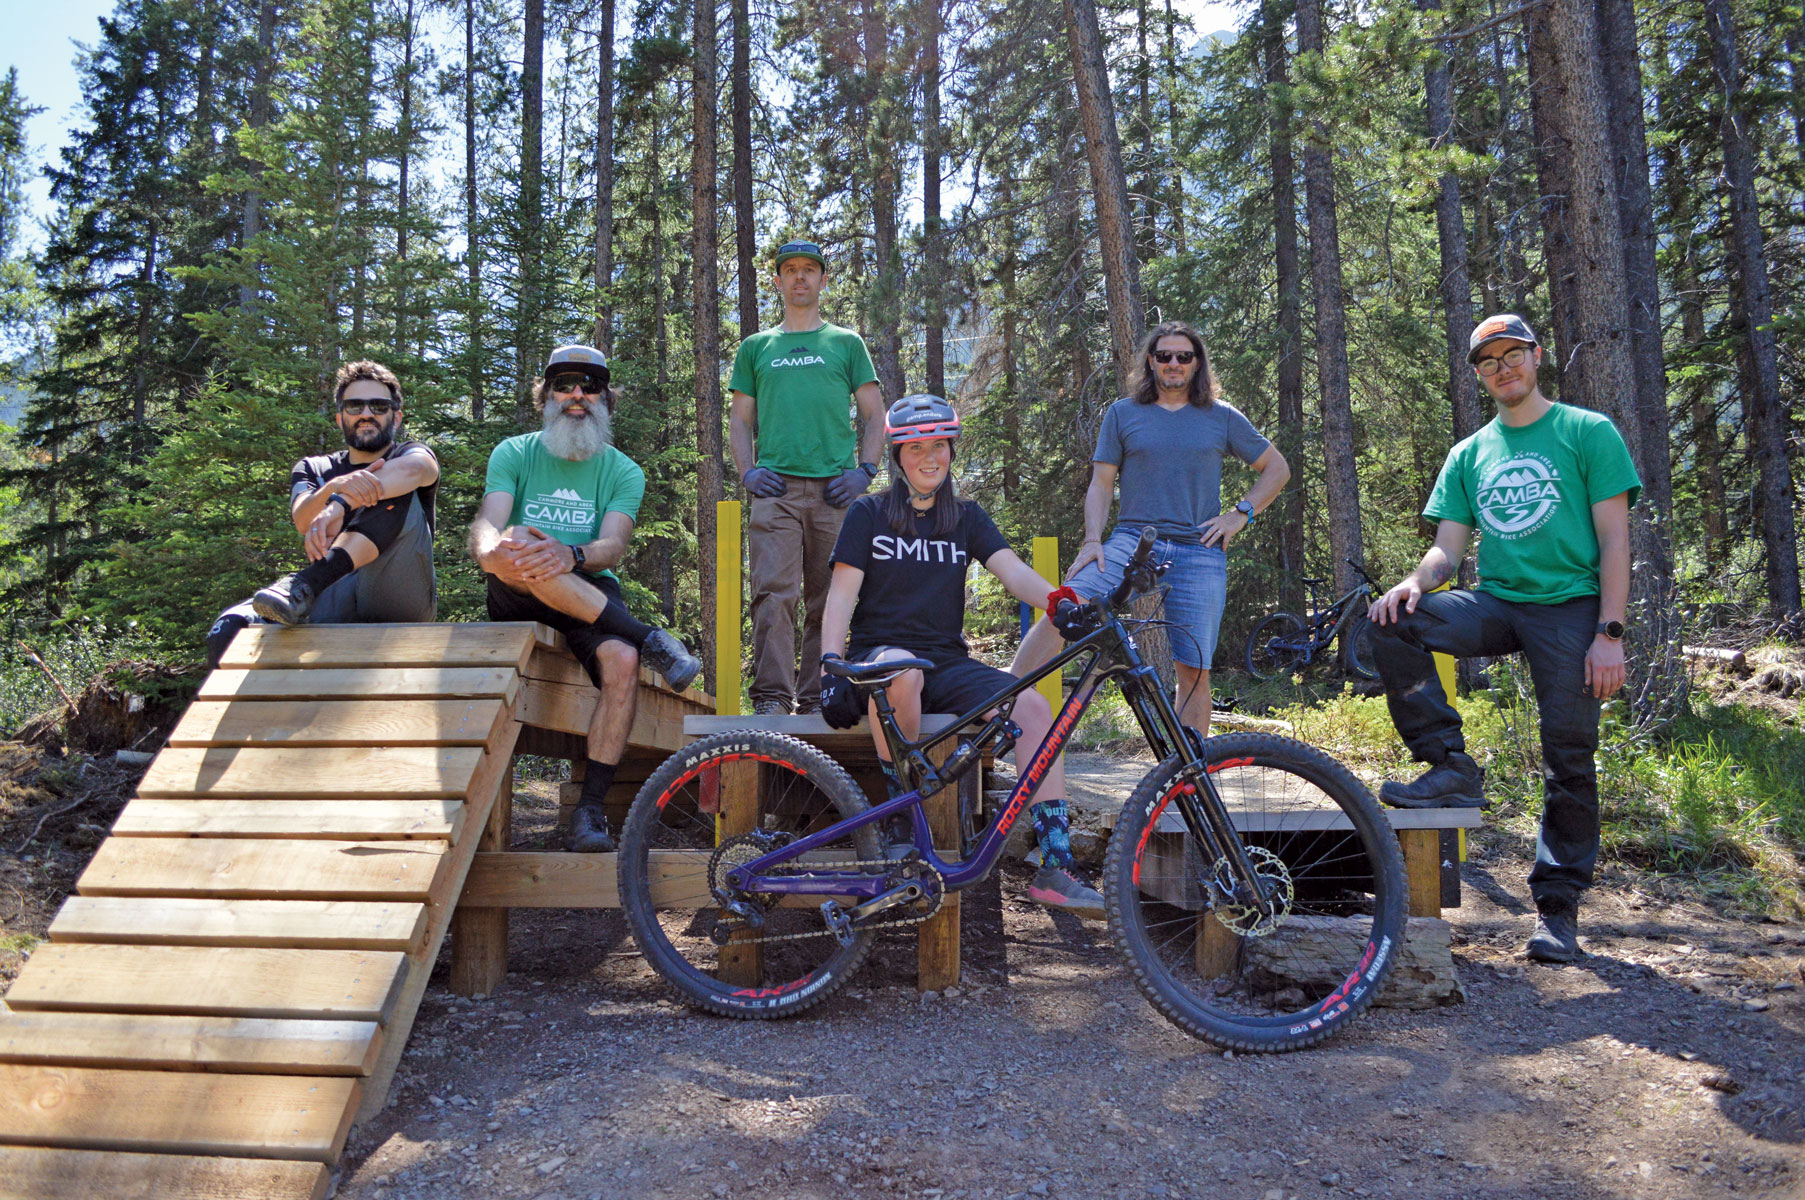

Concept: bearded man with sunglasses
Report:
left=203, top=360, right=440, bottom=668
left=1368, top=314, right=1641, bottom=964
left=469, top=345, right=700, bottom=853
left=1011, top=320, right=1288, bottom=739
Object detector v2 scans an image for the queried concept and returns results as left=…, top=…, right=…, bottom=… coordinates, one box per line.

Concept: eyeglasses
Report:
left=1151, top=350, right=1197, bottom=365
left=1475, top=346, right=1533, bottom=376
left=550, top=375, right=606, bottom=395
left=339, top=399, right=396, bottom=416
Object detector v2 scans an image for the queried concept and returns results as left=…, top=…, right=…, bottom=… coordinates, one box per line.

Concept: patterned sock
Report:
left=878, top=758, right=905, bottom=800
left=1029, top=799, right=1075, bottom=870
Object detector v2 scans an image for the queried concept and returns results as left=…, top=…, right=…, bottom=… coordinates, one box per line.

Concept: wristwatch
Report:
left=858, top=461, right=879, bottom=480
left=1234, top=500, right=1256, bottom=525
left=327, top=492, right=355, bottom=515
left=1597, top=620, right=1625, bottom=641
left=570, top=544, right=587, bottom=574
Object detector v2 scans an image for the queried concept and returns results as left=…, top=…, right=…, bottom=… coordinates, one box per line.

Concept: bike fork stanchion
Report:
left=717, top=758, right=764, bottom=986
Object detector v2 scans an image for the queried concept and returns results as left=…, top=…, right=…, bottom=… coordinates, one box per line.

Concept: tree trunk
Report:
left=1134, top=0, right=1156, bottom=265
left=922, top=0, right=946, bottom=397
left=1063, top=0, right=1146, bottom=397
left=732, top=0, right=757, bottom=340
left=695, top=0, right=725, bottom=689
left=1263, top=0, right=1306, bottom=615
left=519, top=0, right=545, bottom=417
left=1163, top=0, right=1185, bottom=252
left=465, top=0, right=483, bottom=420
left=1704, top=0, right=1802, bottom=613
left=1420, top=0, right=1482, bottom=444
left=1596, top=0, right=1672, bottom=526
left=593, top=1, right=615, bottom=354
left=863, top=0, right=905, bottom=402
left=396, top=0, right=415, bottom=355
left=239, top=0, right=277, bottom=311
left=1295, top=0, right=1364, bottom=593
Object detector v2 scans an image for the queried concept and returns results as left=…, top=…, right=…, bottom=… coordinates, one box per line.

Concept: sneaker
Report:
left=752, top=699, right=790, bottom=717
left=1379, top=751, right=1486, bottom=809
left=251, top=573, right=316, bottom=626
left=640, top=629, right=702, bottom=693
left=565, top=805, right=615, bottom=853
left=1526, top=896, right=1582, bottom=963
left=794, top=700, right=822, bottom=716
left=1028, top=864, right=1105, bottom=920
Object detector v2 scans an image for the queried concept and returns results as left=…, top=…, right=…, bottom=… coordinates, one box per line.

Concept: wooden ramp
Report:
left=0, top=623, right=543, bottom=1200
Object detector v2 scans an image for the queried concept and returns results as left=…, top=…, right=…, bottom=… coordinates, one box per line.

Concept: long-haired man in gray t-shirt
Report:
left=1011, top=321, right=1290, bottom=737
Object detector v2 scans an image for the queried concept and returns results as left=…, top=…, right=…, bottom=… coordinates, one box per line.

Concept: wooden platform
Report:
left=0, top=620, right=713, bottom=1198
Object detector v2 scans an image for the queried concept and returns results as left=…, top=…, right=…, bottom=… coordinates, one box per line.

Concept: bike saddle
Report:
left=1300, top=576, right=1327, bottom=586
left=823, top=656, right=935, bottom=683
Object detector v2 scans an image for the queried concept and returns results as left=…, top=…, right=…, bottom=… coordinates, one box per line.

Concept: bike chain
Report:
left=717, top=856, right=948, bottom=944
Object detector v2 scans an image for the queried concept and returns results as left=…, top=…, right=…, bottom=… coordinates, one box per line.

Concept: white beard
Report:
left=541, top=396, right=612, bottom=461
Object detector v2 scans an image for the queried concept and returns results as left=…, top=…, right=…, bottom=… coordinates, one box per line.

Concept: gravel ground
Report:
left=333, top=763, right=1805, bottom=1200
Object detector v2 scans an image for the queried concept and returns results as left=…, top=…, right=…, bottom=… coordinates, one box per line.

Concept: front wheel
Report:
left=1245, top=612, right=1308, bottom=681
left=1104, top=732, right=1406, bottom=1052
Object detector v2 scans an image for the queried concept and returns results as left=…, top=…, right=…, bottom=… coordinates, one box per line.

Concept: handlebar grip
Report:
left=1107, top=526, right=1160, bottom=610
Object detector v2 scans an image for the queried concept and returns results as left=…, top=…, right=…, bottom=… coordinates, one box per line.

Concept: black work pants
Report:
left=1369, top=588, right=1601, bottom=904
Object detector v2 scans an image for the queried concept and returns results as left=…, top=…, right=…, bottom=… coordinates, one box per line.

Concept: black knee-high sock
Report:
left=294, top=547, right=355, bottom=593
left=578, top=759, right=618, bottom=810
left=585, top=597, right=655, bottom=649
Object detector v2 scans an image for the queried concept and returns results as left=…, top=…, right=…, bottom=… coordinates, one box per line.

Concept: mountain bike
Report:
left=619, top=529, right=1405, bottom=1052
left=1245, top=558, right=1382, bottom=682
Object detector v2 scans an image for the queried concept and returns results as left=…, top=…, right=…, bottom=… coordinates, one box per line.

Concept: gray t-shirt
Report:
left=1093, top=397, right=1271, bottom=544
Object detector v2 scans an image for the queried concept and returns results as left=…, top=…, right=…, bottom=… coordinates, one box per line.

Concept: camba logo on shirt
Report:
left=524, top=486, right=595, bottom=532
left=770, top=354, right=827, bottom=369
left=1476, top=454, right=1562, bottom=537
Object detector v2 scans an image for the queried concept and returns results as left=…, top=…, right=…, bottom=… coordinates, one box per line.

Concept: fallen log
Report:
left=1683, top=646, right=1747, bottom=673
left=1244, top=914, right=1465, bottom=1009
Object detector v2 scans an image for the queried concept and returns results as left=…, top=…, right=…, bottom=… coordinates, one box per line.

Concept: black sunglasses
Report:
left=340, top=398, right=396, bottom=416
left=550, top=375, right=606, bottom=395
left=1151, top=350, right=1197, bottom=364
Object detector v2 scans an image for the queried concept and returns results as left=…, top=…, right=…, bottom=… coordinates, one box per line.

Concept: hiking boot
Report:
left=794, top=700, right=822, bottom=716
left=641, top=629, right=702, bottom=693
left=1028, top=864, right=1105, bottom=920
left=565, top=805, right=615, bottom=853
left=752, top=699, right=790, bottom=717
left=1379, top=751, right=1486, bottom=809
left=1526, top=896, right=1582, bottom=963
left=251, top=573, right=316, bottom=626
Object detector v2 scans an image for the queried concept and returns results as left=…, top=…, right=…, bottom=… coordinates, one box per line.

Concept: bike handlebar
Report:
left=1345, top=557, right=1377, bottom=588
left=1107, top=526, right=1161, bottom=610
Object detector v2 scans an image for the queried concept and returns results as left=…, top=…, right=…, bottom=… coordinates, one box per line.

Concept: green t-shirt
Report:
left=483, top=433, right=645, bottom=582
left=728, top=321, right=879, bottom=477
left=1425, top=402, right=1641, bottom=604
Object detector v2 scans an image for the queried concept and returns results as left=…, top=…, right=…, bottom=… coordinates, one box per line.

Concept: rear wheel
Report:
left=619, top=731, right=884, bottom=1018
left=1245, top=612, right=1308, bottom=681
left=1104, top=732, right=1405, bottom=1052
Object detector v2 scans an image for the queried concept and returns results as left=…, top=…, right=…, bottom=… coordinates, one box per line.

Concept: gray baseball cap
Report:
left=544, top=344, right=610, bottom=383
left=1468, top=314, right=1539, bottom=363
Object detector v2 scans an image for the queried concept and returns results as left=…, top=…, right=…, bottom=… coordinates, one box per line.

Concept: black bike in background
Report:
left=1245, top=559, right=1382, bottom=682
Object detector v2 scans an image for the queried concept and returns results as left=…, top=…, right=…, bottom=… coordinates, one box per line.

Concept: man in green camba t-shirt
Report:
left=1368, top=314, right=1642, bottom=963
left=729, top=240, right=887, bottom=715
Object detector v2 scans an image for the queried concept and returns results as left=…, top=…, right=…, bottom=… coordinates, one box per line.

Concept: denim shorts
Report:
left=1066, top=527, right=1228, bottom=669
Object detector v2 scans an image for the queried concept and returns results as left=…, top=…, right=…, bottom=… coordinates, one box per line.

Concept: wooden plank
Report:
left=219, top=622, right=537, bottom=672
left=112, top=800, right=464, bottom=842
left=0, top=1011, right=381, bottom=1076
left=917, top=745, right=964, bottom=993
left=459, top=850, right=723, bottom=908
left=1104, top=804, right=1485, bottom=834
left=716, top=759, right=763, bottom=986
left=0, top=1066, right=359, bottom=1162
left=5, top=945, right=407, bottom=1022
left=1399, top=828, right=1441, bottom=918
left=198, top=667, right=519, bottom=704
left=682, top=712, right=963, bottom=757
left=449, top=757, right=514, bottom=997
left=78, top=838, right=449, bottom=901
left=49, top=898, right=426, bottom=951
left=0, top=1147, right=330, bottom=1200
left=169, top=699, right=508, bottom=749
left=513, top=676, right=686, bottom=751
left=139, top=746, right=484, bottom=800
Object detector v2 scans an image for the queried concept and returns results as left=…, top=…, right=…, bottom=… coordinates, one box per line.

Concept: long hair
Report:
left=882, top=444, right=963, bottom=537
left=1127, top=321, right=1221, bottom=407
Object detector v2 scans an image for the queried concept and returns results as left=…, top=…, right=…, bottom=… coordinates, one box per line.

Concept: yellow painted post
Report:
left=1031, top=536, right=1062, bottom=711
left=716, top=500, right=743, bottom=716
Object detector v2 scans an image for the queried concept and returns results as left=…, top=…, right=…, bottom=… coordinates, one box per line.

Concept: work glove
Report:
left=1047, top=587, right=1097, bottom=643
left=742, top=467, right=788, bottom=498
left=823, top=464, right=877, bottom=508
left=818, top=655, right=865, bottom=729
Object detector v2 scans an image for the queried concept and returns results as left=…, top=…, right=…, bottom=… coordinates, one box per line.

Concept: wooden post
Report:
left=1399, top=827, right=1441, bottom=918
left=1031, top=535, right=1062, bottom=712
left=450, top=756, right=516, bottom=996
left=716, top=757, right=761, bottom=985
left=1195, top=913, right=1238, bottom=978
left=716, top=500, right=742, bottom=716
left=917, top=740, right=964, bottom=991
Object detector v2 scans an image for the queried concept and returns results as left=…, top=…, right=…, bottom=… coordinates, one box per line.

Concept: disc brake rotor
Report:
left=1210, top=844, right=1294, bottom=937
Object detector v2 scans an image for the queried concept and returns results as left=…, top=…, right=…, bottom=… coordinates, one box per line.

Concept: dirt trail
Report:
left=333, top=760, right=1805, bottom=1200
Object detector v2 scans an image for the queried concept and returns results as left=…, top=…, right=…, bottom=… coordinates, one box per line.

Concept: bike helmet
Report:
left=884, top=393, right=960, bottom=445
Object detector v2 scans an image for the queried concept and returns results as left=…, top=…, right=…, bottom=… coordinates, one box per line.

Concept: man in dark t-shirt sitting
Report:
left=203, top=360, right=440, bottom=669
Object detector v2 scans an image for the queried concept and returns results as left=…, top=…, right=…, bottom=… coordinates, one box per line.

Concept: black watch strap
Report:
left=571, top=544, right=586, bottom=573
left=858, top=461, right=879, bottom=479
left=327, top=492, right=355, bottom=514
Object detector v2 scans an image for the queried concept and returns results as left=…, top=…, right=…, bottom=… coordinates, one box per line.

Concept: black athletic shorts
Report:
left=486, top=573, right=629, bottom=688
left=848, top=647, right=1016, bottom=718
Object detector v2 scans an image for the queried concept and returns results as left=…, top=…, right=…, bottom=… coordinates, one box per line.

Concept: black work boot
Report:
left=1526, top=895, right=1582, bottom=963
left=1379, top=751, right=1486, bottom=809
left=640, top=628, right=702, bottom=693
left=251, top=573, right=317, bottom=626
left=565, top=805, right=616, bottom=853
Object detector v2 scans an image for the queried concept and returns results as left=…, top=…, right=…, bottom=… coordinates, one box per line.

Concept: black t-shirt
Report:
left=290, top=439, right=439, bottom=534
left=831, top=493, right=1010, bottom=660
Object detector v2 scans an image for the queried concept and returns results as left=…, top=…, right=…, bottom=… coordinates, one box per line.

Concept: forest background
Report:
left=0, top=0, right=1801, bottom=899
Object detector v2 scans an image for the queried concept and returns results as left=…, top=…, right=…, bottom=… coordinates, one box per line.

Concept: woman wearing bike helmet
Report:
left=817, top=394, right=1105, bottom=917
